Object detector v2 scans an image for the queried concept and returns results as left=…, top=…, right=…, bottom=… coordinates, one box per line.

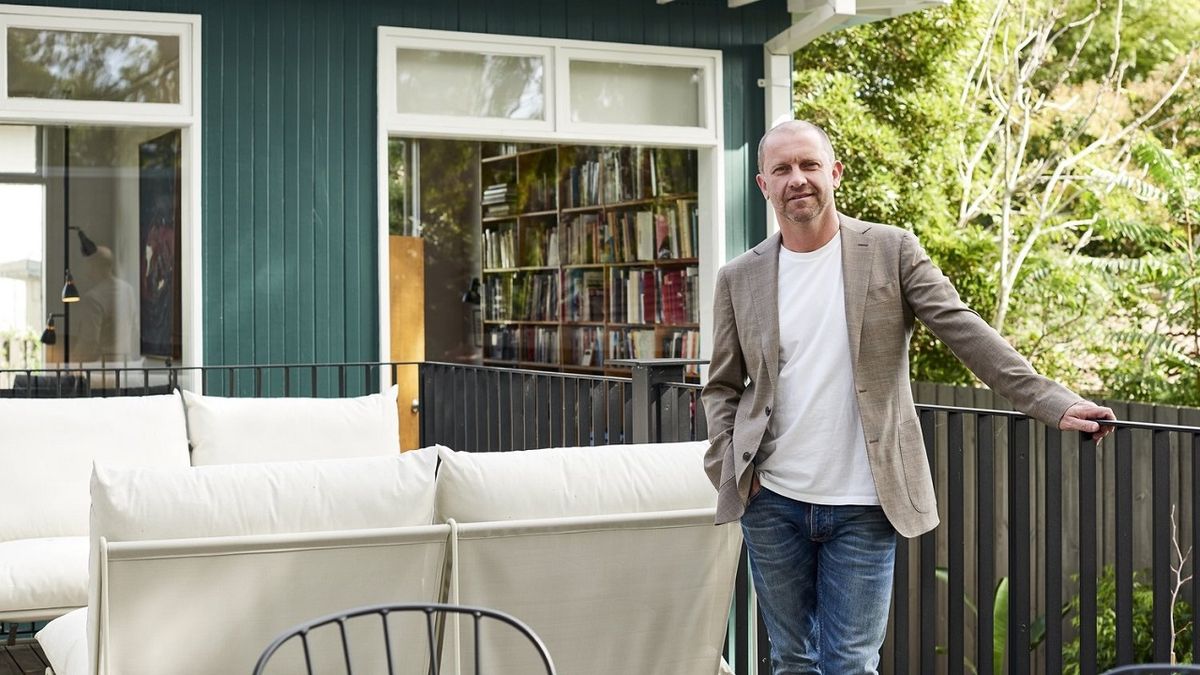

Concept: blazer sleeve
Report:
left=898, top=231, right=1082, bottom=426
left=701, top=268, right=746, bottom=489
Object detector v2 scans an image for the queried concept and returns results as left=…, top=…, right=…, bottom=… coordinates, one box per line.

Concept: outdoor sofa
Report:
left=0, top=389, right=740, bottom=674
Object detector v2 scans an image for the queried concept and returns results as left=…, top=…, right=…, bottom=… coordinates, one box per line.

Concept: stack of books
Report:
left=482, top=183, right=516, bottom=218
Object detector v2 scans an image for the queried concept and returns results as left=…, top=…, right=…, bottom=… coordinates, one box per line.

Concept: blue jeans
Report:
left=741, top=486, right=897, bottom=675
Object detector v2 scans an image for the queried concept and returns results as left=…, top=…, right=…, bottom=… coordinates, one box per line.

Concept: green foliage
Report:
left=1063, top=566, right=1194, bottom=673
left=791, top=0, right=1200, bottom=404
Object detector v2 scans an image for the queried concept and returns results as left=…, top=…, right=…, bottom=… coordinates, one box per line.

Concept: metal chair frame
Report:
left=252, top=602, right=556, bottom=675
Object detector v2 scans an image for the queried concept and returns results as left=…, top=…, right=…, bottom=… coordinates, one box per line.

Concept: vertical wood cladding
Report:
left=7, top=0, right=787, bottom=364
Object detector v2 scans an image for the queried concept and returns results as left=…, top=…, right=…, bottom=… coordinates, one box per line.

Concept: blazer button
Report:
left=765, top=406, right=772, bottom=416
left=742, top=451, right=751, bottom=461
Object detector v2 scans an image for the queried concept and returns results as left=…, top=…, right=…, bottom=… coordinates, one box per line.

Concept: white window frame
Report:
left=556, top=45, right=718, bottom=145
left=379, top=31, right=555, bottom=138
left=379, top=27, right=720, bottom=146
left=376, top=27, right=724, bottom=370
left=0, top=4, right=202, bottom=369
left=0, top=5, right=195, bottom=123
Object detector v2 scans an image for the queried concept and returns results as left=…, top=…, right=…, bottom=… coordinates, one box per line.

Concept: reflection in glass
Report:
left=569, top=61, right=702, bottom=127
left=0, top=125, right=38, bottom=173
left=0, top=125, right=183, bottom=371
left=389, top=137, right=481, bottom=363
left=395, top=49, right=544, bottom=120
left=7, top=28, right=180, bottom=103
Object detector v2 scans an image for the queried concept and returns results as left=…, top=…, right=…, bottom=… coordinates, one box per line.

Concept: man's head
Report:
left=757, top=120, right=836, bottom=173
left=755, top=120, right=843, bottom=228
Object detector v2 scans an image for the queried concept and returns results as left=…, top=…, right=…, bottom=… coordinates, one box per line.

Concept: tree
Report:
left=954, top=0, right=1191, bottom=338
left=1085, top=139, right=1200, bottom=405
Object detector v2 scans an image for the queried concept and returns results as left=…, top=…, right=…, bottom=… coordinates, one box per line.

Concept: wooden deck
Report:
left=1, top=643, right=49, bottom=675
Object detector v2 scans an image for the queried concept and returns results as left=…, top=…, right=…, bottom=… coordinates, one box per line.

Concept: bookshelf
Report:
left=479, top=142, right=701, bottom=378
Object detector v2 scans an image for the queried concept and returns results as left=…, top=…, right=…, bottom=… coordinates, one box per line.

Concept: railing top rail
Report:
left=659, top=381, right=703, bottom=391
left=916, top=402, right=1200, bottom=434
left=0, top=360, right=424, bottom=373
left=423, top=361, right=631, bottom=384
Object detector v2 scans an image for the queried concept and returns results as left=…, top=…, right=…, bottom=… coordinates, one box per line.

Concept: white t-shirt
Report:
left=756, top=234, right=879, bottom=505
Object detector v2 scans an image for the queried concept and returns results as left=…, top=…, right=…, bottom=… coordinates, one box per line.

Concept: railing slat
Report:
left=948, top=411, right=965, bottom=675
left=1115, top=426, right=1134, bottom=666
left=1151, top=428, right=1172, bottom=663
left=1193, top=431, right=1200, bottom=663
left=918, top=408, right=936, bottom=675
left=893, top=535, right=910, bottom=675
left=977, top=415, right=994, bottom=675
left=1044, top=427, right=1062, bottom=675
left=1008, top=417, right=1031, bottom=675
left=1079, top=436, right=1099, bottom=675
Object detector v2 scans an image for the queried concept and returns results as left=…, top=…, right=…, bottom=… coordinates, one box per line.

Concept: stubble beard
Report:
left=778, top=190, right=829, bottom=229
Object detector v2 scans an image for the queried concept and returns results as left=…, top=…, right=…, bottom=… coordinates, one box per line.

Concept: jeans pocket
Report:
left=746, top=482, right=767, bottom=508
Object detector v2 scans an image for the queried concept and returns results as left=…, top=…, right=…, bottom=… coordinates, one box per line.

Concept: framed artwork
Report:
left=138, top=129, right=182, bottom=361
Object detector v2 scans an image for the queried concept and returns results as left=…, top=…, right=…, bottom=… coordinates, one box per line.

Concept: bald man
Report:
left=701, top=120, right=1113, bottom=674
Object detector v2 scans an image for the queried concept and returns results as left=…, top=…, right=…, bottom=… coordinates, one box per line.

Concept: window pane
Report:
left=569, top=61, right=702, bottom=127
left=395, top=49, right=544, bottom=120
left=0, top=183, right=45, bottom=370
left=7, top=28, right=180, bottom=103
left=0, top=125, right=38, bottom=173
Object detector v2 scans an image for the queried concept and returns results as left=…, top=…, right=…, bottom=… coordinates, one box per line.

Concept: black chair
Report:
left=252, top=602, right=556, bottom=675
left=1099, top=662, right=1200, bottom=667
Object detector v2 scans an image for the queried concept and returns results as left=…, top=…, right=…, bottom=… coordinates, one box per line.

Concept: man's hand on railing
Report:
left=1058, top=400, right=1117, bottom=442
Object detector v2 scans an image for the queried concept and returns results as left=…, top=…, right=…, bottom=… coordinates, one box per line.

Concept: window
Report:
left=0, top=7, right=197, bottom=120
left=0, top=6, right=200, bottom=370
left=379, top=28, right=720, bottom=145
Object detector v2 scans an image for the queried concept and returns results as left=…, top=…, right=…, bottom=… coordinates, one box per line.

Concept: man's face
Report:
left=755, top=127, right=843, bottom=226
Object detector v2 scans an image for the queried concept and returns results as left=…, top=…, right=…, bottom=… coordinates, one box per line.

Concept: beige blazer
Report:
left=701, top=215, right=1081, bottom=538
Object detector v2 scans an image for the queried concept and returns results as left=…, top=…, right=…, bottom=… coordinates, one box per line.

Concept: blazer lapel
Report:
left=839, top=215, right=874, bottom=367
left=751, top=233, right=781, bottom=389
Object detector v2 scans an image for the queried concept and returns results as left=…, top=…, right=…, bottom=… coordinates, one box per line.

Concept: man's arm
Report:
left=701, top=269, right=747, bottom=488
left=898, top=232, right=1113, bottom=439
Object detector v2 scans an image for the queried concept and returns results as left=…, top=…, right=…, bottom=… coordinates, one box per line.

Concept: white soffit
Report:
left=656, top=0, right=950, bottom=55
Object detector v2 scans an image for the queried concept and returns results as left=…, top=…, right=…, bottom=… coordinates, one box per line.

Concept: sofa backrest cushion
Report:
left=435, top=441, right=714, bottom=523
left=0, top=393, right=189, bottom=541
left=182, top=386, right=401, bottom=465
left=91, top=449, right=439, bottom=544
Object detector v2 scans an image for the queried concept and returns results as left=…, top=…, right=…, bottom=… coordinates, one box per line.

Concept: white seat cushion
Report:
left=37, top=607, right=87, bottom=675
left=435, top=441, right=715, bottom=522
left=0, top=393, right=189, bottom=542
left=0, top=537, right=88, bottom=621
left=182, top=386, right=401, bottom=465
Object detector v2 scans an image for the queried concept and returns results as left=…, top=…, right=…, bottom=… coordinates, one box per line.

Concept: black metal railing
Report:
left=0, top=361, right=417, bottom=399
left=7, top=359, right=1200, bottom=674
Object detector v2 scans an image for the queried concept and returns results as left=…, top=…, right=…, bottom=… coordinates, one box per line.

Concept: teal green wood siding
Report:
left=8, top=0, right=787, bottom=365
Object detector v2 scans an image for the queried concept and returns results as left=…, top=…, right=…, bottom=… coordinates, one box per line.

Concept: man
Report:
left=701, top=120, right=1114, bottom=674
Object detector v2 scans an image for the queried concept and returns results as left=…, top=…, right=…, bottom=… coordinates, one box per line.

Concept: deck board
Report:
left=0, top=644, right=47, bottom=675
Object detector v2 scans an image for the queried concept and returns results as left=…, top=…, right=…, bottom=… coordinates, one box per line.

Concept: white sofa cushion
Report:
left=0, top=393, right=189, bottom=541
left=91, top=449, right=440, bottom=543
left=0, top=537, right=88, bottom=621
left=182, top=386, right=401, bottom=465
left=435, top=441, right=715, bottom=522
left=37, top=607, right=88, bottom=675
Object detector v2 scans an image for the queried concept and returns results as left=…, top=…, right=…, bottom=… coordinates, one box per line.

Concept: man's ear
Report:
left=831, top=161, right=844, bottom=189
left=755, top=174, right=769, bottom=200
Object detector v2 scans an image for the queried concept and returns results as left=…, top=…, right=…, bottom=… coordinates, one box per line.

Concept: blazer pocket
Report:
left=866, top=281, right=898, bottom=306
left=898, top=418, right=936, bottom=513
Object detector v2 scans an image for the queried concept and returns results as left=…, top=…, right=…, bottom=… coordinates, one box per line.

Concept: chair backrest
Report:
left=251, top=602, right=557, bottom=675
left=448, top=510, right=739, bottom=675
left=97, top=527, right=451, bottom=675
